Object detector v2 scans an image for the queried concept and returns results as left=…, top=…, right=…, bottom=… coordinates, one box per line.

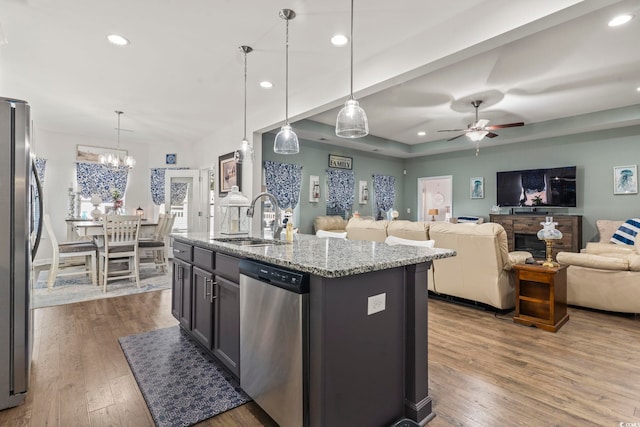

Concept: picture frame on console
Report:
left=470, top=177, right=484, bottom=199
left=613, top=165, right=637, bottom=195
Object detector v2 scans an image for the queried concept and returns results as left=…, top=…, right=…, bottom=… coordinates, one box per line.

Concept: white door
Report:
left=164, top=169, right=204, bottom=233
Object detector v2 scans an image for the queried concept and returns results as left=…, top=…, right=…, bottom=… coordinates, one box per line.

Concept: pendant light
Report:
left=335, top=0, right=369, bottom=138
left=99, top=111, right=136, bottom=169
left=273, top=9, right=299, bottom=155
left=234, top=45, right=254, bottom=163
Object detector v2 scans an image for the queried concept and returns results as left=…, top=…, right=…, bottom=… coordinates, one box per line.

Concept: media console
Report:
left=489, top=214, right=582, bottom=259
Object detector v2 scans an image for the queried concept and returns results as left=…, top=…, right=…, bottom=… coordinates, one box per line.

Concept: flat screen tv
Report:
left=496, top=166, right=576, bottom=207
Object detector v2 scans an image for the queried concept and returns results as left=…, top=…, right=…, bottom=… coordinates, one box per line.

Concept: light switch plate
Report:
left=367, top=293, right=386, bottom=315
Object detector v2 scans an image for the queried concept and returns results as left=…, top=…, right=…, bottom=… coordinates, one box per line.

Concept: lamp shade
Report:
left=428, top=209, right=439, bottom=215
left=135, top=206, right=144, bottom=217
left=235, top=138, right=254, bottom=163
left=336, top=99, right=369, bottom=138
left=467, top=130, right=488, bottom=142
left=274, top=124, right=299, bottom=154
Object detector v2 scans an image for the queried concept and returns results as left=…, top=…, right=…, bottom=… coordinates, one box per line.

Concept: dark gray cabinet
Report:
left=171, top=241, right=241, bottom=378
left=192, top=266, right=214, bottom=349
left=172, top=259, right=192, bottom=329
left=213, top=275, right=240, bottom=376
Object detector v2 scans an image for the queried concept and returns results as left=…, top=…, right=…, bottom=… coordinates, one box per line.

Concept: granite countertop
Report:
left=172, top=232, right=456, bottom=278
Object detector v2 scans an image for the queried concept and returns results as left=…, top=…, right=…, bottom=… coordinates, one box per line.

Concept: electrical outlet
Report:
left=367, top=293, right=386, bottom=315
left=407, top=208, right=411, bottom=214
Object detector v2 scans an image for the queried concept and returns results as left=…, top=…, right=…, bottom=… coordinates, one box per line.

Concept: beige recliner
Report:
left=557, top=220, right=640, bottom=313
left=428, top=222, right=531, bottom=310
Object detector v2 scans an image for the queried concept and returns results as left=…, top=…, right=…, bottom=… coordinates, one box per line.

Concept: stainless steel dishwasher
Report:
left=239, top=259, right=309, bottom=427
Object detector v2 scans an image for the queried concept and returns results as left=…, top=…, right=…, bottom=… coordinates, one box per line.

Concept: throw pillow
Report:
left=611, top=218, right=640, bottom=246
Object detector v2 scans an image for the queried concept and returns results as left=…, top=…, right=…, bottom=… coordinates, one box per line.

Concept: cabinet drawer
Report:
left=193, top=247, right=215, bottom=271
left=215, top=253, right=240, bottom=282
left=173, top=241, right=193, bottom=262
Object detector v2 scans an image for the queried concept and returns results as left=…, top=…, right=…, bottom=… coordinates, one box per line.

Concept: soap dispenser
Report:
left=285, top=222, right=294, bottom=243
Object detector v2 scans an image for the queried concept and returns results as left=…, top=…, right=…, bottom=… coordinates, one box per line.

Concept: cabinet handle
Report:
left=210, top=281, right=218, bottom=303
left=174, top=249, right=183, bottom=253
left=178, top=264, right=183, bottom=281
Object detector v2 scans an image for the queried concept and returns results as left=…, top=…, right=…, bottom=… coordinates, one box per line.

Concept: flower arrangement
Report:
left=110, top=188, right=123, bottom=212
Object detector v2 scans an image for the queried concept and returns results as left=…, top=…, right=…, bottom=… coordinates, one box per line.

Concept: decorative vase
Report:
left=90, top=194, right=103, bottom=220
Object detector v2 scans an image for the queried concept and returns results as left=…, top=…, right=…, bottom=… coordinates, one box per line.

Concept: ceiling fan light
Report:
left=467, top=130, right=488, bottom=142
left=336, top=98, right=369, bottom=138
left=274, top=123, right=299, bottom=154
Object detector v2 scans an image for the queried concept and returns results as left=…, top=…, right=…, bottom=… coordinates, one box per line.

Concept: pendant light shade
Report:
left=274, top=9, right=299, bottom=155
left=336, top=0, right=368, bottom=138
left=234, top=45, right=254, bottom=163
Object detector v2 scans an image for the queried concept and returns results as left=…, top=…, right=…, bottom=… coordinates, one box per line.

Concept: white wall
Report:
left=33, top=127, right=196, bottom=260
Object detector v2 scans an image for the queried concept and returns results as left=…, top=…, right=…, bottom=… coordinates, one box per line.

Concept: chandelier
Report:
left=99, top=110, right=136, bottom=169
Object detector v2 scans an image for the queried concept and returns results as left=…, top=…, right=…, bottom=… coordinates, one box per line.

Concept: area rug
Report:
left=119, top=326, right=250, bottom=427
left=31, top=267, right=171, bottom=309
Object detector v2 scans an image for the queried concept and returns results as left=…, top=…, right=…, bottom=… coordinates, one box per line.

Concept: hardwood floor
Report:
left=1, top=290, right=638, bottom=426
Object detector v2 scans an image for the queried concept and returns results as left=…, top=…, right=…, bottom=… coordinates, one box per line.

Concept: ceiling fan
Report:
left=438, top=100, right=524, bottom=142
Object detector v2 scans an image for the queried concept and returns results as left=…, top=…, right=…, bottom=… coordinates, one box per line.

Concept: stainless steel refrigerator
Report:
left=0, top=97, right=43, bottom=411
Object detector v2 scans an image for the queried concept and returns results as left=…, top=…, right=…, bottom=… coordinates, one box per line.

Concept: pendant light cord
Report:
left=349, top=0, right=354, bottom=100
left=285, top=17, right=290, bottom=125
left=116, top=110, right=122, bottom=149
left=243, top=50, right=248, bottom=140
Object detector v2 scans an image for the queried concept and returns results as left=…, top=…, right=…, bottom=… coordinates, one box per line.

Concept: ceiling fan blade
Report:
left=486, top=132, right=498, bottom=138
left=447, top=134, right=466, bottom=142
left=486, top=122, right=524, bottom=130
left=437, top=128, right=466, bottom=132
left=475, top=119, right=490, bottom=128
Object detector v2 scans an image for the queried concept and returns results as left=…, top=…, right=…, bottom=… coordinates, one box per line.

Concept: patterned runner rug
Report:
left=31, top=266, right=171, bottom=308
left=119, top=326, right=250, bottom=427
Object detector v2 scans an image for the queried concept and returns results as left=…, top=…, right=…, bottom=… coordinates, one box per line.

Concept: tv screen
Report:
left=496, top=166, right=576, bottom=207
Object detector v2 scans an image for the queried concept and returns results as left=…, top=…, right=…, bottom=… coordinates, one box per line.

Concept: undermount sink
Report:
left=211, top=237, right=287, bottom=247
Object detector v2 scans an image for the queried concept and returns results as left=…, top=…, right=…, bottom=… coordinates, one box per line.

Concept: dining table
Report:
left=73, top=220, right=158, bottom=240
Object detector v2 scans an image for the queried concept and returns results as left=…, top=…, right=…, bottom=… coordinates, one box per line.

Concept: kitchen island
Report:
left=170, top=232, right=455, bottom=427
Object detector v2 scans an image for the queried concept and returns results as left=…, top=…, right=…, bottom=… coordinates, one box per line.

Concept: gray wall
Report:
left=262, top=134, right=405, bottom=234
left=403, top=125, right=640, bottom=245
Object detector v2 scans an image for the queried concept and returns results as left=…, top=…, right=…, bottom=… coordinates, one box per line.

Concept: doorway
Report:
left=164, top=169, right=204, bottom=233
left=417, top=176, right=452, bottom=222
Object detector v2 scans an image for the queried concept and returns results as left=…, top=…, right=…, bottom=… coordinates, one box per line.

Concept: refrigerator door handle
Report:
left=31, top=159, right=43, bottom=260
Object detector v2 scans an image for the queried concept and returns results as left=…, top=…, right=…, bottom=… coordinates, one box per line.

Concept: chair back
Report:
left=103, top=215, right=141, bottom=250
left=42, top=214, right=60, bottom=263
left=160, top=213, right=176, bottom=238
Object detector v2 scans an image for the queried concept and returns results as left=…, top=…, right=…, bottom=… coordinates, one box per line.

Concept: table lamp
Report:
left=428, top=208, right=439, bottom=221
left=537, top=216, right=563, bottom=267
left=135, top=206, right=144, bottom=218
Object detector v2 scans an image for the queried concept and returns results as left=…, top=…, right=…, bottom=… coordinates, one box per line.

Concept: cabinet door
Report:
left=213, top=275, right=240, bottom=376
left=192, top=266, right=215, bottom=349
left=172, top=259, right=192, bottom=329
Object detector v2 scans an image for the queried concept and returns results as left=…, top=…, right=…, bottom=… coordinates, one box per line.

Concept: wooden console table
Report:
left=490, top=214, right=582, bottom=258
left=513, top=264, right=569, bottom=332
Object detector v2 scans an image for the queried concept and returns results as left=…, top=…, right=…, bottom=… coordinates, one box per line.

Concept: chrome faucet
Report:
left=247, top=192, right=283, bottom=240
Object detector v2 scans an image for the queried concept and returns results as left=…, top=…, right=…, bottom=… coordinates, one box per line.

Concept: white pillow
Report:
left=316, top=230, right=347, bottom=239
left=384, top=235, right=435, bottom=248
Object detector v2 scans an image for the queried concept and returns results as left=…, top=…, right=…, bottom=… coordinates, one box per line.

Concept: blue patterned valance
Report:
left=34, top=157, right=47, bottom=187
left=150, top=168, right=190, bottom=205
left=264, top=161, right=303, bottom=209
left=76, top=163, right=129, bottom=202
left=327, top=169, right=355, bottom=211
left=373, top=174, right=395, bottom=212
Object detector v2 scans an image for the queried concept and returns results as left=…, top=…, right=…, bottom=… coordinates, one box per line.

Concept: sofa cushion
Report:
left=611, top=218, right=640, bottom=246
left=585, top=242, right=635, bottom=255
left=386, top=220, right=429, bottom=240
left=596, top=219, right=624, bottom=242
left=557, top=252, right=630, bottom=271
left=346, top=218, right=388, bottom=242
left=314, top=215, right=348, bottom=233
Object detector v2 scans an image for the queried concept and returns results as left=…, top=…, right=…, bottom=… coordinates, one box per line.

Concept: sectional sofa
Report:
left=344, top=218, right=531, bottom=310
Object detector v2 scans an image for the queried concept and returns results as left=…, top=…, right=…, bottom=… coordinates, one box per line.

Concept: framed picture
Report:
left=613, top=165, right=637, bottom=194
left=165, top=153, right=177, bottom=165
left=309, top=175, right=320, bottom=203
left=328, top=154, right=353, bottom=170
left=470, top=177, right=484, bottom=199
left=76, top=145, right=127, bottom=163
left=218, top=152, right=241, bottom=195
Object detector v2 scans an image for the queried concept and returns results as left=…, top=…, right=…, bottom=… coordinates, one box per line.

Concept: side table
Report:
left=513, top=263, right=569, bottom=332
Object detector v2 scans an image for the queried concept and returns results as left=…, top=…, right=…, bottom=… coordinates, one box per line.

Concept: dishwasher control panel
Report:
left=239, top=259, right=310, bottom=293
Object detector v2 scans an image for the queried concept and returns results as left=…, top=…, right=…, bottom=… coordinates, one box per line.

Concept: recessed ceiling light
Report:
left=608, top=14, right=633, bottom=27
left=637, top=86, right=640, bottom=92
left=107, top=34, right=130, bottom=46
left=331, top=34, right=348, bottom=46
left=259, top=81, right=273, bottom=89
left=417, top=131, right=426, bottom=136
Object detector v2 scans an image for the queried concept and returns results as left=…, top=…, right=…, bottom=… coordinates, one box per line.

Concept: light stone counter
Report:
left=171, top=232, right=455, bottom=278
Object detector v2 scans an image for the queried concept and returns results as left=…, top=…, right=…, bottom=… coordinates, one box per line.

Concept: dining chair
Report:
left=37, top=214, right=97, bottom=289
left=138, top=213, right=175, bottom=272
left=98, top=214, right=141, bottom=292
